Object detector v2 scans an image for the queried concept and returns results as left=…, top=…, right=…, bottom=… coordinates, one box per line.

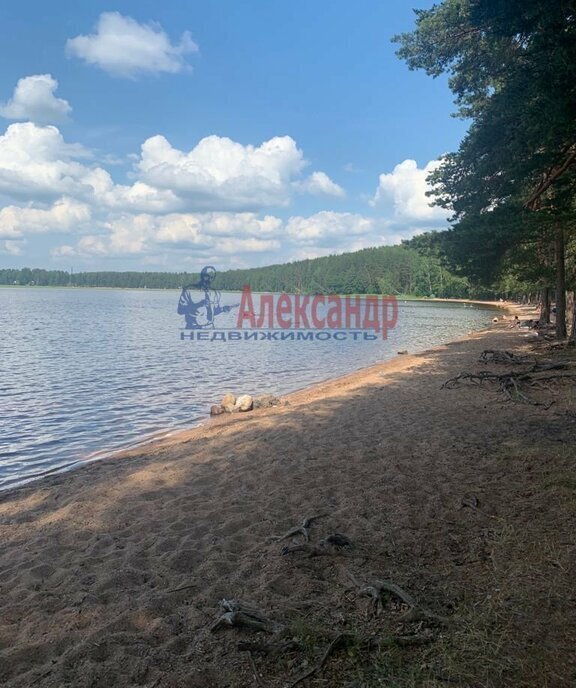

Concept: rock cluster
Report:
left=210, top=393, right=284, bottom=416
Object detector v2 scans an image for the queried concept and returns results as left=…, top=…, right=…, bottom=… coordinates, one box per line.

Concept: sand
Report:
left=1, top=313, right=575, bottom=687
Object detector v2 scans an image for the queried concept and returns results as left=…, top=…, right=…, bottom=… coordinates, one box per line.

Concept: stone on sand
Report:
left=221, top=393, right=236, bottom=413
left=233, top=394, right=254, bottom=412
left=253, top=394, right=281, bottom=409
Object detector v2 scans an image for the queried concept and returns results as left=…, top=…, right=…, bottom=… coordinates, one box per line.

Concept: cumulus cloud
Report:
left=0, top=239, right=25, bottom=255
left=287, top=211, right=377, bottom=244
left=0, top=123, right=91, bottom=200
left=1, top=120, right=437, bottom=267
left=285, top=210, right=426, bottom=256
left=0, top=198, right=91, bottom=239
left=371, top=159, right=449, bottom=222
left=295, top=171, right=345, bottom=198
left=137, top=134, right=310, bottom=210
left=53, top=211, right=283, bottom=258
left=0, top=123, right=343, bottom=220
left=0, top=75, right=71, bottom=124
left=66, top=12, right=198, bottom=77
left=0, top=122, right=183, bottom=213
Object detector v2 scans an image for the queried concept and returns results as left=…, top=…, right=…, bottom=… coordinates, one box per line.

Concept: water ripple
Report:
left=0, top=288, right=495, bottom=489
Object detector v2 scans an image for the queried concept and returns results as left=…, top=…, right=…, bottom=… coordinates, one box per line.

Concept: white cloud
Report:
left=0, top=120, right=439, bottom=267
left=53, top=211, right=284, bottom=258
left=0, top=198, right=91, bottom=239
left=0, top=239, right=25, bottom=255
left=287, top=211, right=376, bottom=243
left=0, top=123, right=91, bottom=200
left=0, top=75, right=71, bottom=124
left=0, top=123, right=344, bottom=221
left=66, top=12, right=198, bottom=78
left=296, top=171, right=345, bottom=197
left=0, top=122, right=182, bottom=213
left=371, top=159, right=449, bottom=221
left=285, top=210, right=427, bottom=257
left=137, top=134, right=309, bottom=210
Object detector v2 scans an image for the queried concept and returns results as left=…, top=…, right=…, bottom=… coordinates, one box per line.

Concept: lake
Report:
left=0, top=287, right=497, bottom=489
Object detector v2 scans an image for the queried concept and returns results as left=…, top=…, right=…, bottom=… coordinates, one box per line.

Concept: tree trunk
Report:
left=555, top=227, right=567, bottom=339
left=569, top=291, right=576, bottom=343
left=540, top=287, right=551, bottom=324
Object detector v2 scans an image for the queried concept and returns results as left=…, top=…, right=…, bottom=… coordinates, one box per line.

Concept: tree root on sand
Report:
left=286, top=633, right=353, bottom=688
left=281, top=533, right=353, bottom=557
left=442, top=367, right=576, bottom=406
left=479, top=349, right=535, bottom=365
left=345, top=570, right=449, bottom=625
left=270, top=514, right=327, bottom=543
left=210, top=599, right=284, bottom=634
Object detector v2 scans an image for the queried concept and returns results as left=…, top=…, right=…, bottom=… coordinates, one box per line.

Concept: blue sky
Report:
left=0, top=1, right=466, bottom=271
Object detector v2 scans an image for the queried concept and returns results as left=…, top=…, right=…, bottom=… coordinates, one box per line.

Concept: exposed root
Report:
left=210, top=599, right=284, bottom=634
left=345, top=571, right=449, bottom=625
left=442, top=367, right=576, bottom=406
left=166, top=581, right=197, bottom=593
left=246, top=650, right=266, bottom=688
left=479, top=349, right=535, bottom=365
left=270, top=514, right=328, bottom=543
left=286, top=633, right=353, bottom=688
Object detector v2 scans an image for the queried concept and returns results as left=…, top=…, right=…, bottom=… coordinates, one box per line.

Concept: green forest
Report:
left=393, top=0, right=576, bottom=340
left=0, top=245, right=474, bottom=298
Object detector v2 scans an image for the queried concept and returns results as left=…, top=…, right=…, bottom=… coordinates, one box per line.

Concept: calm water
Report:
left=0, top=288, right=496, bottom=489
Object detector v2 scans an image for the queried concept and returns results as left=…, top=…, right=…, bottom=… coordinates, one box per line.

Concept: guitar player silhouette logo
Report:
left=177, top=266, right=237, bottom=329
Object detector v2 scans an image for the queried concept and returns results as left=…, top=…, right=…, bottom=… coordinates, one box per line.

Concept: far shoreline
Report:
left=1, top=283, right=505, bottom=307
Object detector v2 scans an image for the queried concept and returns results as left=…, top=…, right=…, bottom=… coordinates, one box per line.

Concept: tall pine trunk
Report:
left=555, top=227, right=567, bottom=339
left=540, top=286, right=551, bottom=324
left=569, top=291, right=576, bottom=343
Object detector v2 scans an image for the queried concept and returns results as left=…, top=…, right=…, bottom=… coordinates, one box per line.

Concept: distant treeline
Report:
left=0, top=245, right=486, bottom=298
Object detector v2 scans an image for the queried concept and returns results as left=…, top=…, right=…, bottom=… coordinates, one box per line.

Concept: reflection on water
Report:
left=0, top=287, right=496, bottom=488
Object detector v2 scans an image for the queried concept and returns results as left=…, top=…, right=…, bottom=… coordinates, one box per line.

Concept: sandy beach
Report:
left=1, top=315, right=575, bottom=687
